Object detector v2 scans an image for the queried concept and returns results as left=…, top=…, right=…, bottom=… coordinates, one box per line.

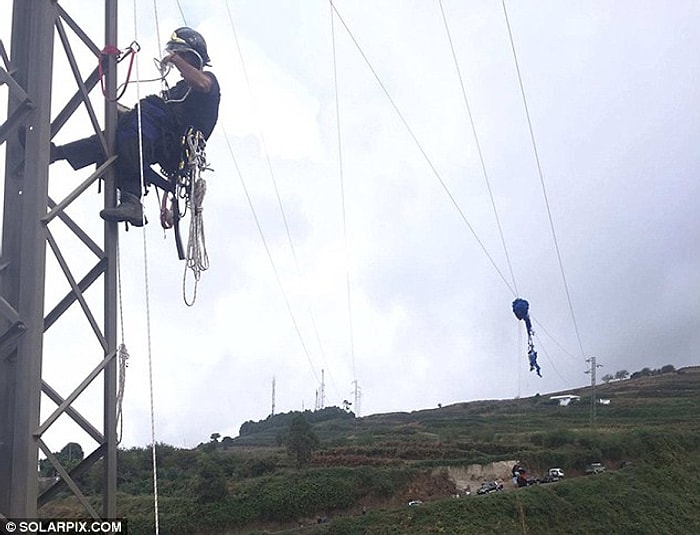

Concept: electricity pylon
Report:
left=585, top=356, right=603, bottom=428
left=0, top=0, right=120, bottom=519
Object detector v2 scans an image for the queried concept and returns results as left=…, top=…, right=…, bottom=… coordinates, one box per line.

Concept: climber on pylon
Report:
left=48, top=27, right=220, bottom=227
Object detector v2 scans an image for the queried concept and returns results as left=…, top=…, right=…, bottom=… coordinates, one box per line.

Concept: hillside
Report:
left=41, top=366, right=700, bottom=534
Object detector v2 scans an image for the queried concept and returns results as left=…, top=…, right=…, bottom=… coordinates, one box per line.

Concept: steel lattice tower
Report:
left=1, top=0, right=120, bottom=520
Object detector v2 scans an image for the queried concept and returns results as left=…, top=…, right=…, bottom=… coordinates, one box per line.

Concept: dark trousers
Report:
left=60, top=96, right=180, bottom=197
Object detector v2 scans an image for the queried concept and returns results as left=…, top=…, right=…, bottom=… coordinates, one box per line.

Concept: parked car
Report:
left=585, top=462, right=606, bottom=474
left=548, top=468, right=565, bottom=479
left=477, top=481, right=503, bottom=495
left=516, top=474, right=539, bottom=487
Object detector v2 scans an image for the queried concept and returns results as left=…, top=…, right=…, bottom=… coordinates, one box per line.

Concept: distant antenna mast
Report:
left=271, top=376, right=276, bottom=416
left=320, top=369, right=325, bottom=410
left=314, top=369, right=326, bottom=411
left=352, top=380, right=362, bottom=417
left=585, top=357, right=603, bottom=427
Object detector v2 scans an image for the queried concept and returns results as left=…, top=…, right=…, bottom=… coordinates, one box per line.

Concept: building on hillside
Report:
left=549, top=395, right=581, bottom=407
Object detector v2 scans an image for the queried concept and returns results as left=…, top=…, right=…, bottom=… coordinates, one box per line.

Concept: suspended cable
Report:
left=330, top=1, right=357, bottom=384
left=150, top=0, right=163, bottom=62
left=439, top=0, right=519, bottom=297
left=501, top=0, right=585, bottom=358
left=441, top=3, right=573, bottom=385
left=224, top=0, right=330, bottom=387
left=532, top=337, right=570, bottom=385
left=224, top=2, right=300, bottom=272
left=136, top=2, right=160, bottom=533
left=221, top=127, right=320, bottom=385
left=531, top=316, right=577, bottom=361
left=309, top=308, right=343, bottom=401
left=329, top=2, right=516, bottom=296
left=174, top=0, right=188, bottom=26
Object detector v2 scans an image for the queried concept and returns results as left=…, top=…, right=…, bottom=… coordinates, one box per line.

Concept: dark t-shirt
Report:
left=164, top=71, right=221, bottom=139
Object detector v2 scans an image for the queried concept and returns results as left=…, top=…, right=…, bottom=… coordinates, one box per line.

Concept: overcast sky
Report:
left=1, top=0, right=699, bottom=451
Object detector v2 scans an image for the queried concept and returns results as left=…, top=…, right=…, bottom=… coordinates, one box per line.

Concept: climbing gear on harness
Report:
left=512, top=297, right=542, bottom=377
left=143, top=126, right=210, bottom=304
left=100, top=191, right=145, bottom=227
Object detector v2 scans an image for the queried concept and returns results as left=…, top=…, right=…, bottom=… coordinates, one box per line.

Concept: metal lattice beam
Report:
left=0, top=0, right=120, bottom=520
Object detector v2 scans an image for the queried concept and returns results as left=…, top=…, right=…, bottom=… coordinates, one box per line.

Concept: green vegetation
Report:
left=39, top=366, right=700, bottom=534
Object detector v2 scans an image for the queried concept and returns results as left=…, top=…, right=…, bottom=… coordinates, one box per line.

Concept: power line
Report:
left=223, top=1, right=301, bottom=273
left=439, top=0, right=519, bottom=297
left=501, top=0, right=586, bottom=358
left=329, top=1, right=516, bottom=296
left=220, top=127, right=320, bottom=384
left=223, top=0, right=336, bottom=391
left=330, top=0, right=358, bottom=385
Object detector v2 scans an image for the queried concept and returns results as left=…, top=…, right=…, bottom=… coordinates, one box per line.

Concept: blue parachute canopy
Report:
left=512, top=298, right=530, bottom=321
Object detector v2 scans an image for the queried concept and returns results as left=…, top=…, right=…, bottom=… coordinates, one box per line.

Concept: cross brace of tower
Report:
left=1, top=0, right=120, bottom=519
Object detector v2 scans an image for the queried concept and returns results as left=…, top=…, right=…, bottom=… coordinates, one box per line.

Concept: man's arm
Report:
left=165, top=52, right=213, bottom=93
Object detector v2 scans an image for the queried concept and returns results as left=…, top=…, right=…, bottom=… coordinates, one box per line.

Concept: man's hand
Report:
left=165, top=51, right=212, bottom=93
left=159, top=51, right=176, bottom=70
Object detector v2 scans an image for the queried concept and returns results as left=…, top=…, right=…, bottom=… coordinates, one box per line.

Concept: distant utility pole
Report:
left=585, top=357, right=603, bottom=427
left=351, top=380, right=362, bottom=417
left=271, top=376, right=276, bottom=416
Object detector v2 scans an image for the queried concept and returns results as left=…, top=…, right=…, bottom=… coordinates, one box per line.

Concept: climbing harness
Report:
left=99, top=41, right=140, bottom=102
left=512, top=298, right=541, bottom=377
left=145, top=127, right=210, bottom=305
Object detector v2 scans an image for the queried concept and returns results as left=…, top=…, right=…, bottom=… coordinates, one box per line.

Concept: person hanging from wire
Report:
left=49, top=27, right=221, bottom=226
left=528, top=345, right=541, bottom=377
left=512, top=297, right=542, bottom=377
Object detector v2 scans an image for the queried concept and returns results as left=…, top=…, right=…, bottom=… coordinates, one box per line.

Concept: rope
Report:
left=115, top=245, right=128, bottom=445
left=115, top=343, right=129, bottom=444
left=135, top=2, right=160, bottom=532
left=183, top=176, right=209, bottom=306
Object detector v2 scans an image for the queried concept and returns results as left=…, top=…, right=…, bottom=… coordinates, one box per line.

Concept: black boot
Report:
left=100, top=192, right=145, bottom=226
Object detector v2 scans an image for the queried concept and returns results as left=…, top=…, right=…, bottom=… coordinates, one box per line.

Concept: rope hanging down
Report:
left=512, top=298, right=541, bottom=377
left=116, top=343, right=130, bottom=444
left=174, top=128, right=210, bottom=306
left=184, top=175, right=209, bottom=305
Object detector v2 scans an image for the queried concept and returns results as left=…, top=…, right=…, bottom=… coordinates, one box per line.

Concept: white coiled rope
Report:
left=182, top=130, right=210, bottom=306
